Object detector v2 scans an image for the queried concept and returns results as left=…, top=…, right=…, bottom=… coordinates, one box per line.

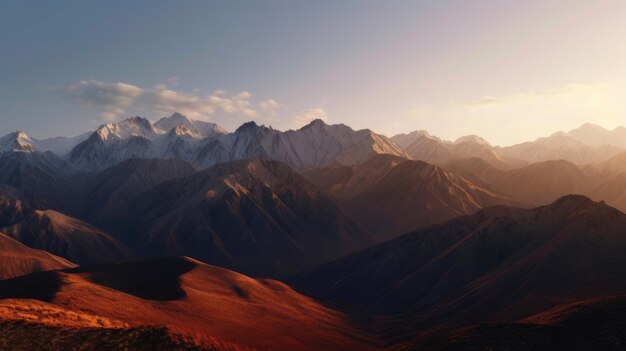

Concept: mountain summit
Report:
left=0, top=131, right=36, bottom=153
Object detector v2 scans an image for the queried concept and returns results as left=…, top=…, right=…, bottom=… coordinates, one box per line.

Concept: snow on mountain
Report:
left=96, top=116, right=160, bottom=140
left=0, top=131, right=36, bottom=153
left=193, top=119, right=407, bottom=169
left=154, top=112, right=226, bottom=138
left=70, top=131, right=156, bottom=172
left=68, top=114, right=406, bottom=171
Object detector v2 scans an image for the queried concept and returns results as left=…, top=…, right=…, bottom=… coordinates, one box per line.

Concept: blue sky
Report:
left=2, top=0, right=626, bottom=145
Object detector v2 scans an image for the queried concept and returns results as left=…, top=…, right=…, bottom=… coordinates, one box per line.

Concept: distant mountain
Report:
left=294, top=196, right=626, bottom=336
left=567, top=122, right=626, bottom=148
left=33, top=132, right=92, bottom=155
left=69, top=117, right=159, bottom=171
left=0, top=131, right=36, bottom=153
left=0, top=256, right=374, bottom=350
left=153, top=112, right=226, bottom=138
left=0, top=153, right=87, bottom=214
left=446, top=158, right=592, bottom=206
left=391, top=131, right=524, bottom=169
left=392, top=122, right=626, bottom=167
left=127, top=159, right=374, bottom=277
left=0, top=127, right=136, bottom=158
left=1, top=209, right=134, bottom=265
left=0, top=232, right=75, bottom=280
left=69, top=114, right=406, bottom=172
left=305, top=155, right=515, bottom=239
left=391, top=131, right=453, bottom=165
left=454, top=134, right=491, bottom=146
left=493, top=159, right=591, bottom=205
left=498, top=132, right=623, bottom=165
left=590, top=150, right=626, bottom=181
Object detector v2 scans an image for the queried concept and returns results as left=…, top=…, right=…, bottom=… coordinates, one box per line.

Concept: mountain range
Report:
left=4, top=113, right=626, bottom=173
left=4, top=115, right=626, bottom=349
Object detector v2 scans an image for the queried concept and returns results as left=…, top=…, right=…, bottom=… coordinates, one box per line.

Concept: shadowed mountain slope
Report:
left=396, top=295, right=626, bottom=351
left=1, top=210, right=134, bottom=265
left=83, top=158, right=199, bottom=233
left=127, top=159, right=374, bottom=277
left=305, top=155, right=515, bottom=239
left=445, top=158, right=591, bottom=206
left=294, top=196, right=626, bottom=339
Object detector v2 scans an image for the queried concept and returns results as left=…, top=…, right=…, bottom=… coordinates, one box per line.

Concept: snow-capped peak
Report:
left=168, top=125, right=198, bottom=138
left=95, top=116, right=158, bottom=141
left=154, top=113, right=226, bottom=138
left=154, top=113, right=194, bottom=132
left=0, top=130, right=36, bottom=153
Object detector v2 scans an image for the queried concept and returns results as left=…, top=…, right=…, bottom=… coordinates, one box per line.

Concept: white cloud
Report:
left=260, top=99, right=280, bottom=111
left=65, top=80, right=142, bottom=122
left=293, top=108, right=328, bottom=127
left=62, top=80, right=264, bottom=123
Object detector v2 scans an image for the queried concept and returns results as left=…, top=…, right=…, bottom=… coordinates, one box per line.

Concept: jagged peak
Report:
left=92, top=116, right=157, bottom=142
left=120, top=116, right=153, bottom=129
left=11, top=130, right=30, bottom=139
left=236, top=121, right=268, bottom=133
left=546, top=194, right=602, bottom=211
left=155, top=112, right=192, bottom=126
left=168, top=112, right=189, bottom=120
left=301, top=118, right=329, bottom=130
left=0, top=130, right=36, bottom=152
left=168, top=124, right=196, bottom=137
left=94, top=124, right=120, bottom=141
left=572, top=122, right=608, bottom=132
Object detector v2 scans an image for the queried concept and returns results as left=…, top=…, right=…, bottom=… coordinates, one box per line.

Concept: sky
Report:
left=1, top=0, right=626, bottom=146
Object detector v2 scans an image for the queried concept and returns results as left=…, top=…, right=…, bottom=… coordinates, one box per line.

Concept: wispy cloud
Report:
left=259, top=99, right=280, bottom=112
left=59, top=80, right=333, bottom=131
left=65, top=81, right=142, bottom=122
left=62, top=80, right=260, bottom=122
